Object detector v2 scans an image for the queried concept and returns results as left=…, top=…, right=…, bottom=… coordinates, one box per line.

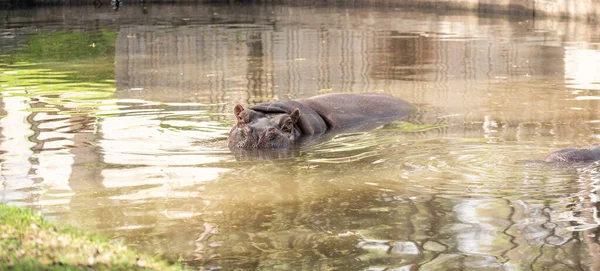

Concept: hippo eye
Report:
left=281, top=120, right=293, bottom=133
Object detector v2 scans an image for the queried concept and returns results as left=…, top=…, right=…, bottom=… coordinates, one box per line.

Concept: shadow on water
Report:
left=3, top=2, right=600, bottom=270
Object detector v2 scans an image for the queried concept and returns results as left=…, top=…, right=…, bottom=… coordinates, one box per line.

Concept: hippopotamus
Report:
left=228, top=93, right=413, bottom=151
left=545, top=146, right=600, bottom=164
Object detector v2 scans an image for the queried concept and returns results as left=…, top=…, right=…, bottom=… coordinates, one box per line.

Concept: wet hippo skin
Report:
left=545, top=146, right=600, bottom=163
left=228, top=93, right=413, bottom=150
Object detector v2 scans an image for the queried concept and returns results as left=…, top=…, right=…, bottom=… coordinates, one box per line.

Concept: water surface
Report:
left=2, top=3, right=600, bottom=270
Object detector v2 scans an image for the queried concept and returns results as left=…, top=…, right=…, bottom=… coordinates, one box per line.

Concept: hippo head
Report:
left=228, top=104, right=301, bottom=150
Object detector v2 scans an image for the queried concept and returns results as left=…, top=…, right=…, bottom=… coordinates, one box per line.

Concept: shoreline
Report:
left=1, top=0, right=599, bottom=22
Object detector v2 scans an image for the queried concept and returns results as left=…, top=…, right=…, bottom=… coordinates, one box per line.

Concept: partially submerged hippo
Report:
left=545, top=146, right=600, bottom=164
left=228, top=93, right=413, bottom=151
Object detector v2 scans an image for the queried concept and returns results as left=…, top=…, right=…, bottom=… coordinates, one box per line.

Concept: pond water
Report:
left=2, top=2, right=600, bottom=270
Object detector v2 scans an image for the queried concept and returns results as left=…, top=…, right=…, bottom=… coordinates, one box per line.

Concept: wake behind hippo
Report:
left=228, top=93, right=413, bottom=151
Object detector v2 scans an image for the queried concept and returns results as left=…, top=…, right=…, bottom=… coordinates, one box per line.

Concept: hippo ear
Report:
left=234, top=104, right=244, bottom=117
left=290, top=108, right=300, bottom=124
left=234, top=104, right=245, bottom=123
left=281, top=108, right=300, bottom=134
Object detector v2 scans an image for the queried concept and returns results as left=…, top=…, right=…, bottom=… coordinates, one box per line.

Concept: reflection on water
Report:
left=3, top=2, right=600, bottom=269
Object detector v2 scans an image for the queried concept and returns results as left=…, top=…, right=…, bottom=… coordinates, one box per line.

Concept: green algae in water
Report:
left=4, top=29, right=116, bottom=63
left=0, top=29, right=118, bottom=113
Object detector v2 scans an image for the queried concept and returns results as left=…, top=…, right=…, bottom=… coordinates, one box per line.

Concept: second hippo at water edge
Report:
left=545, top=146, right=600, bottom=163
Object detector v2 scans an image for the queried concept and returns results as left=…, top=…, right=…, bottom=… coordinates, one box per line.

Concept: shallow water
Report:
left=2, top=2, right=600, bottom=269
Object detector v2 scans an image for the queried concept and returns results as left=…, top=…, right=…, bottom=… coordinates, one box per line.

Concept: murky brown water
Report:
left=3, top=2, right=600, bottom=269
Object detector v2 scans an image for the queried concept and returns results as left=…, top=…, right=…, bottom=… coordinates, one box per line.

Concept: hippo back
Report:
left=545, top=146, right=600, bottom=163
left=298, top=93, right=413, bottom=130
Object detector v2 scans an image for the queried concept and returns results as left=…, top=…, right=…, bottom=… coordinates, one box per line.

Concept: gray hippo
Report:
left=545, top=146, right=600, bottom=164
left=228, top=93, right=413, bottom=151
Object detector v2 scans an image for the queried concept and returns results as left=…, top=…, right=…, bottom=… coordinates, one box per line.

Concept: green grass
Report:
left=0, top=204, right=184, bottom=271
